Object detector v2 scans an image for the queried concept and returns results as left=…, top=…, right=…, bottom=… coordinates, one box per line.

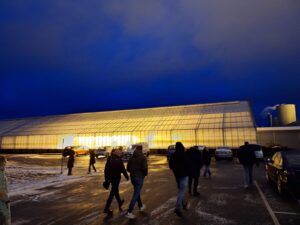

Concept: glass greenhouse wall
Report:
left=0, top=101, right=257, bottom=150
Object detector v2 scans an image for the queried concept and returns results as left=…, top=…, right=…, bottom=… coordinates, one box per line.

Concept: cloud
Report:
left=0, top=0, right=300, bottom=119
left=104, top=0, right=300, bottom=74
left=1, top=0, right=299, bottom=78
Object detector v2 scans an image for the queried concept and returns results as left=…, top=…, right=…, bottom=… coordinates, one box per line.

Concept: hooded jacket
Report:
left=202, top=148, right=211, bottom=166
left=169, top=146, right=189, bottom=178
left=237, top=144, right=257, bottom=166
left=186, top=147, right=202, bottom=177
left=127, top=149, right=148, bottom=178
left=89, top=150, right=96, bottom=164
left=105, top=154, right=129, bottom=182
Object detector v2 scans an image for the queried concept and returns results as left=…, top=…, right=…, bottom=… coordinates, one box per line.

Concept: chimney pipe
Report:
left=267, top=112, right=273, bottom=127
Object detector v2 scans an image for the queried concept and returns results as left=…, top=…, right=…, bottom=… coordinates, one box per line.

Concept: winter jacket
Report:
left=169, top=148, right=189, bottom=178
left=105, top=155, right=129, bottom=182
left=0, top=167, right=11, bottom=225
left=127, top=149, right=148, bottom=178
left=186, top=147, right=202, bottom=177
left=67, top=155, right=75, bottom=168
left=0, top=171, right=9, bottom=203
left=202, top=149, right=211, bottom=166
left=237, top=144, right=256, bottom=166
left=89, top=151, right=96, bottom=164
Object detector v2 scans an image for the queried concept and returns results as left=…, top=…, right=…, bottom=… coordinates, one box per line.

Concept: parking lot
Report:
left=4, top=154, right=300, bottom=225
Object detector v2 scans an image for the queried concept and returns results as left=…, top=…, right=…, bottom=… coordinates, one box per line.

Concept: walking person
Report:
left=103, top=149, right=129, bottom=215
left=169, top=142, right=189, bottom=217
left=202, top=147, right=211, bottom=177
left=125, top=146, right=148, bottom=219
left=186, top=146, right=202, bottom=196
left=237, top=141, right=258, bottom=188
left=67, top=150, right=75, bottom=176
left=88, top=149, right=97, bottom=174
left=0, top=156, right=11, bottom=225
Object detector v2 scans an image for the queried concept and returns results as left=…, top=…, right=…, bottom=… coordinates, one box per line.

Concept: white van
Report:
left=123, top=142, right=149, bottom=160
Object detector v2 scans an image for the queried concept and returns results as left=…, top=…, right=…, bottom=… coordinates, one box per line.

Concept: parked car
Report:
left=248, top=144, right=264, bottom=160
left=95, top=146, right=112, bottom=158
left=265, top=150, right=300, bottom=200
left=215, top=146, right=233, bottom=160
left=194, top=145, right=206, bottom=152
left=64, top=146, right=89, bottom=156
left=123, top=142, right=149, bottom=160
left=111, top=146, right=126, bottom=156
left=112, top=146, right=127, bottom=151
left=166, top=145, right=176, bottom=160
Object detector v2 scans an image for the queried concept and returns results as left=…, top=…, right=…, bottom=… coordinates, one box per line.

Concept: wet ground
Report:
left=4, top=154, right=300, bottom=225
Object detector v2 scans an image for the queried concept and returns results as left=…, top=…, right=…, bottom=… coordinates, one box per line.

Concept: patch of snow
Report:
left=13, top=219, right=31, bottom=225
left=145, top=188, right=152, bottom=193
left=195, top=202, right=236, bottom=225
left=208, top=194, right=228, bottom=206
left=5, top=159, right=104, bottom=198
left=244, top=193, right=259, bottom=204
left=151, top=196, right=176, bottom=217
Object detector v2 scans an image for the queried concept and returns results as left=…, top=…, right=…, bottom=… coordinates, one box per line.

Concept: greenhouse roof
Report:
left=0, top=101, right=255, bottom=136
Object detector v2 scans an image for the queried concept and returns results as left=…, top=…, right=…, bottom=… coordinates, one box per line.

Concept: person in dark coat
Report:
left=169, top=142, right=189, bottom=217
left=125, top=146, right=148, bottom=219
left=0, top=156, right=11, bottom=225
left=186, top=147, right=202, bottom=196
left=67, top=150, right=75, bottom=176
left=237, top=141, right=258, bottom=188
left=202, top=147, right=211, bottom=177
left=104, top=149, right=129, bottom=214
left=88, top=149, right=97, bottom=174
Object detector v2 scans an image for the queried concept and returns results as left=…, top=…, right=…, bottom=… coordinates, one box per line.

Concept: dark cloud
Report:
left=0, top=0, right=299, bottom=121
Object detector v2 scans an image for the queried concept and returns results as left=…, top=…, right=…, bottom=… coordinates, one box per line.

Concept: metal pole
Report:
left=61, top=138, right=64, bottom=174
left=61, top=154, right=64, bottom=174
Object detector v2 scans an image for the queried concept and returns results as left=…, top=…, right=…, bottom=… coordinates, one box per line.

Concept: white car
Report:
left=194, top=145, right=206, bottom=152
left=248, top=144, right=264, bottom=159
left=95, top=146, right=112, bottom=158
left=215, top=146, right=233, bottom=160
left=123, top=142, right=150, bottom=160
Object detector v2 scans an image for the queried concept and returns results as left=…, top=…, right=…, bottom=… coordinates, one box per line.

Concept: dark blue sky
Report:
left=1, top=1, right=300, bottom=125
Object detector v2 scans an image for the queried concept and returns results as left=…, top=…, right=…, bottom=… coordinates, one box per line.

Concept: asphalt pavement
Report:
left=6, top=154, right=300, bottom=225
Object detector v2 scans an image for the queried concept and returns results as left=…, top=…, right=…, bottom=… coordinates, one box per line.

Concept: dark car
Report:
left=166, top=145, right=176, bottom=160
left=265, top=150, right=300, bottom=201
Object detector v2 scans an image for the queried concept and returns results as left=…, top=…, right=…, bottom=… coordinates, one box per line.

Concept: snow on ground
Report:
left=195, top=201, right=235, bottom=225
left=4, top=154, right=100, bottom=198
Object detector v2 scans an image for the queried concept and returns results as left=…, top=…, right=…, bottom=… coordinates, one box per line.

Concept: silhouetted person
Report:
left=202, top=147, right=211, bottom=177
left=186, top=147, right=202, bottom=196
left=0, top=156, right=11, bottom=225
left=67, top=150, right=75, bottom=175
left=237, top=141, right=258, bottom=188
left=125, top=146, right=148, bottom=219
left=88, top=149, right=97, bottom=174
left=104, top=149, right=129, bottom=215
left=169, top=142, right=189, bottom=217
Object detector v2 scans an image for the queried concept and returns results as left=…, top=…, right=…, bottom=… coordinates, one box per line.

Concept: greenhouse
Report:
left=0, top=101, right=257, bottom=150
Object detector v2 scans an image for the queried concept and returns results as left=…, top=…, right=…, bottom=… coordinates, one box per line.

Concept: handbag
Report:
left=103, top=181, right=110, bottom=190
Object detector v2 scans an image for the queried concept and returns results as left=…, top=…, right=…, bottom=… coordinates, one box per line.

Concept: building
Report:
left=257, top=103, right=300, bottom=150
left=257, top=126, right=300, bottom=149
left=0, top=101, right=257, bottom=151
